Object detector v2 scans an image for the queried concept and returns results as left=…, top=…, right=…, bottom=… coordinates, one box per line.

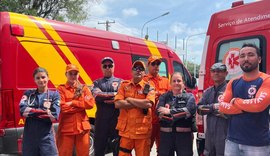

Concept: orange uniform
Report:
left=115, top=79, right=155, bottom=156
left=143, top=74, right=170, bottom=151
left=57, top=82, right=95, bottom=156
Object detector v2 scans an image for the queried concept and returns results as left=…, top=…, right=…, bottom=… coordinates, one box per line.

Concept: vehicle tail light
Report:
left=10, top=24, right=24, bottom=37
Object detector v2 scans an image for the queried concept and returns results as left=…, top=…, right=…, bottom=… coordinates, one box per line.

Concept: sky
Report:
left=84, top=0, right=257, bottom=64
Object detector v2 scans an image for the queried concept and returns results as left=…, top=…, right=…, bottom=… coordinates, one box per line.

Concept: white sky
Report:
left=84, top=0, right=257, bottom=64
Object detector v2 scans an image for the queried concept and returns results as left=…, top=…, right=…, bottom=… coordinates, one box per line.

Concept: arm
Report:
left=57, top=86, right=85, bottom=114
left=219, top=80, right=243, bottom=114
left=197, top=89, right=216, bottom=115
left=156, top=93, right=173, bottom=121
left=92, top=80, right=115, bottom=104
left=171, top=94, right=196, bottom=119
left=19, top=91, right=47, bottom=118
left=126, top=97, right=152, bottom=109
left=233, top=77, right=270, bottom=112
left=71, top=86, right=95, bottom=109
left=114, top=82, right=135, bottom=109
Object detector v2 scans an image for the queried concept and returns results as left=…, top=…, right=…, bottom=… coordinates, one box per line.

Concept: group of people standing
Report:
left=19, top=43, right=269, bottom=156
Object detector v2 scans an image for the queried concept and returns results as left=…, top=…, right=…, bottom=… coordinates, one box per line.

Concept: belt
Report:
left=160, top=127, right=191, bottom=133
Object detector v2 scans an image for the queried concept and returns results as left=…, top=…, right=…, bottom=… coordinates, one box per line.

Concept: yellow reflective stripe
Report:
left=9, top=13, right=67, bottom=86
left=144, top=40, right=162, bottom=57
left=34, top=17, right=93, bottom=85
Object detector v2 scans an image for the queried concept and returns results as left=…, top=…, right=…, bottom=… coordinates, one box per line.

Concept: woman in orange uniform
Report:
left=57, top=64, right=95, bottom=156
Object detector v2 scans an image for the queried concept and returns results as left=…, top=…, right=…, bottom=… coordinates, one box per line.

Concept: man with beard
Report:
left=92, top=57, right=122, bottom=156
left=219, top=43, right=270, bottom=156
left=115, top=60, right=155, bottom=156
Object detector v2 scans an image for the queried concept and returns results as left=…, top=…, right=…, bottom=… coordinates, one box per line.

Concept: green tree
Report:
left=0, top=0, right=100, bottom=23
left=186, top=61, right=200, bottom=78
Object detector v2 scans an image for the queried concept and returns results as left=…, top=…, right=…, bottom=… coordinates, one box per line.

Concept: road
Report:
left=105, top=132, right=199, bottom=156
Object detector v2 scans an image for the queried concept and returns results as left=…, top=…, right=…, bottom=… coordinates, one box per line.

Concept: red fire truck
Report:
left=0, top=12, right=196, bottom=155
left=196, top=0, right=270, bottom=155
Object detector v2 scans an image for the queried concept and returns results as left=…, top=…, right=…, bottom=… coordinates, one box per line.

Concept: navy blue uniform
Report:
left=197, top=81, right=228, bottom=156
left=157, top=91, right=196, bottom=156
left=92, top=76, right=122, bottom=156
left=19, top=89, right=60, bottom=156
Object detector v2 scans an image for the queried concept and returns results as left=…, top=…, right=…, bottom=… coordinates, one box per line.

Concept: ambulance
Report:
left=0, top=12, right=196, bottom=155
left=196, top=0, right=270, bottom=155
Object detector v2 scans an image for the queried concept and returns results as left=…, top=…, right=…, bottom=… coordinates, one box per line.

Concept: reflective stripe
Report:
left=144, top=40, right=162, bottom=57
left=160, top=127, right=192, bottom=132
left=34, top=17, right=93, bottom=85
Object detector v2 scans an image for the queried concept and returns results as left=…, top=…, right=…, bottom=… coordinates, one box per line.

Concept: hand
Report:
left=65, top=101, right=72, bottom=106
left=158, top=106, right=170, bottom=115
left=213, top=103, right=220, bottom=110
left=43, top=101, right=51, bottom=109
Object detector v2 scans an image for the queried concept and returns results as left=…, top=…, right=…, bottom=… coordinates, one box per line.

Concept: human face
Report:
left=101, top=60, right=114, bottom=78
left=239, top=47, right=261, bottom=72
left=171, top=73, right=184, bottom=91
left=132, top=65, right=145, bottom=80
left=210, top=70, right=227, bottom=84
left=34, top=72, right=49, bottom=89
left=66, top=70, right=79, bottom=84
left=148, top=60, right=161, bottom=76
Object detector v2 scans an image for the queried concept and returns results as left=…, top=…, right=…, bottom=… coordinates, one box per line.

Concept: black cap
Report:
left=101, top=57, right=114, bottom=64
left=210, top=63, right=227, bottom=71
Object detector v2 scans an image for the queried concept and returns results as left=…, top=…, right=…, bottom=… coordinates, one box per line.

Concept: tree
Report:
left=186, top=61, right=200, bottom=78
left=0, top=0, right=100, bottom=23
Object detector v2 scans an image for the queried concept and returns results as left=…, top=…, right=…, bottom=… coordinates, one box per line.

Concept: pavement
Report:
left=105, top=132, right=199, bottom=156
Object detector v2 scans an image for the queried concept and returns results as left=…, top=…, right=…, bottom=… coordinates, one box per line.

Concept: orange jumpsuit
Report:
left=115, top=80, right=155, bottom=156
left=143, top=74, right=170, bottom=152
left=57, top=82, right=95, bottom=156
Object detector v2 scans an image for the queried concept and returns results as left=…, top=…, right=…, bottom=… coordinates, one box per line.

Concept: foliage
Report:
left=186, top=61, right=200, bottom=78
left=0, top=0, right=100, bottom=23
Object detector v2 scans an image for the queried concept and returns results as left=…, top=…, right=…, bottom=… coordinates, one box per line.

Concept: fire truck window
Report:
left=159, top=62, right=167, bottom=77
left=132, top=55, right=168, bottom=78
left=173, top=61, right=191, bottom=86
left=217, top=38, right=260, bottom=80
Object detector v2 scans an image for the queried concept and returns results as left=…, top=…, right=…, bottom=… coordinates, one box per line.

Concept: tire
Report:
left=89, top=125, right=95, bottom=156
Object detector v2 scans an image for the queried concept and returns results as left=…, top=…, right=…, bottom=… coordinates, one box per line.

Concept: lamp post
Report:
left=184, top=32, right=206, bottom=66
left=141, top=12, right=170, bottom=38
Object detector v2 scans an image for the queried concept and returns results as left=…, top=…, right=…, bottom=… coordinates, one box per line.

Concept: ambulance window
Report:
left=217, top=37, right=264, bottom=80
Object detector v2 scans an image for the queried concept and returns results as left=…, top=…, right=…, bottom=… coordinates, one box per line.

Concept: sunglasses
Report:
left=68, top=72, right=78, bottom=76
left=151, top=61, right=161, bottom=66
left=172, top=79, right=182, bottom=83
left=103, top=64, right=113, bottom=69
left=132, top=66, right=145, bottom=71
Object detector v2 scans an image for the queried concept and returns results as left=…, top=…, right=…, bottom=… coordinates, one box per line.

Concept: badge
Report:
left=112, top=82, right=119, bottom=91
left=248, top=85, right=257, bottom=98
left=138, top=90, right=143, bottom=94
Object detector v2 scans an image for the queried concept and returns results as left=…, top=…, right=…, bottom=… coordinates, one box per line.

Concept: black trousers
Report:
left=94, top=117, right=119, bottom=156
left=159, top=131, right=193, bottom=156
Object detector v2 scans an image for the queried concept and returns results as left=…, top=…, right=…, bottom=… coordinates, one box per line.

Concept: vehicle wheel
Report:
left=89, top=125, right=95, bottom=156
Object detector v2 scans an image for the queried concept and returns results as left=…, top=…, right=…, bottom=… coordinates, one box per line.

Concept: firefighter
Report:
left=197, top=62, right=228, bottom=156
left=19, top=67, right=60, bottom=156
left=143, top=56, right=170, bottom=154
left=157, top=72, right=196, bottom=156
left=92, top=57, right=122, bottom=156
left=114, top=60, right=155, bottom=156
left=57, top=64, right=95, bottom=156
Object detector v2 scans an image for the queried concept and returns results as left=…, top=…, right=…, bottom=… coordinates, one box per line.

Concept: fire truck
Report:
left=196, top=0, right=270, bottom=155
left=0, top=12, right=196, bottom=155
